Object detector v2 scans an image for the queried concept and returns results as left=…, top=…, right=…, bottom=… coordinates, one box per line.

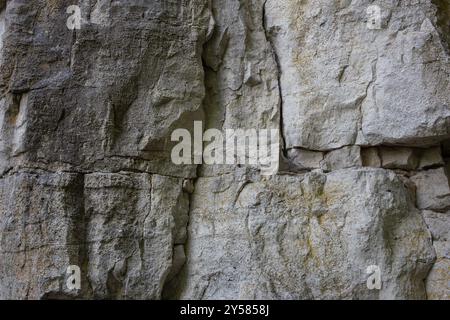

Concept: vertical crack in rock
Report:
left=262, top=0, right=286, bottom=156
left=161, top=0, right=216, bottom=299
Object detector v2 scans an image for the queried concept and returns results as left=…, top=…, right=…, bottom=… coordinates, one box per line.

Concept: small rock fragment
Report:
left=380, top=147, right=419, bottom=170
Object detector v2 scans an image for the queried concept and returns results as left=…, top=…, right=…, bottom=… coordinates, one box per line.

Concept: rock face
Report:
left=0, top=0, right=449, bottom=300
left=265, top=0, right=450, bottom=150
left=176, top=169, right=434, bottom=299
left=0, top=171, right=189, bottom=299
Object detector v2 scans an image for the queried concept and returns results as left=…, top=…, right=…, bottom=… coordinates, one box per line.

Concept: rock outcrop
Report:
left=0, top=0, right=448, bottom=299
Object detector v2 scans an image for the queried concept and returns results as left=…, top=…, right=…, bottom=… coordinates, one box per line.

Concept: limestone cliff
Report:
left=0, top=0, right=448, bottom=299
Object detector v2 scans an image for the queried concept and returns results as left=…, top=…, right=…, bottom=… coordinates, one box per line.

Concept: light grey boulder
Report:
left=0, top=0, right=449, bottom=301
left=287, top=149, right=323, bottom=170
left=426, top=259, right=450, bottom=300
left=422, top=210, right=450, bottom=259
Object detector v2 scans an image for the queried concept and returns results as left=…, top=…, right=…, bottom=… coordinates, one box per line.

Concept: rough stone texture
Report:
left=0, top=0, right=212, bottom=178
left=422, top=210, right=450, bottom=300
left=287, top=149, right=323, bottom=171
left=380, top=147, right=419, bottom=170
left=321, top=146, right=362, bottom=172
left=265, top=0, right=450, bottom=151
left=0, top=171, right=189, bottom=299
left=411, top=168, right=450, bottom=211
left=426, top=259, right=450, bottom=300
left=0, top=0, right=449, bottom=300
left=423, top=210, right=450, bottom=258
left=0, top=172, right=84, bottom=299
left=199, top=0, right=280, bottom=178
left=176, top=169, right=434, bottom=299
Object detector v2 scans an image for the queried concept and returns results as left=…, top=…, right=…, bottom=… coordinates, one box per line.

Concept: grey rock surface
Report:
left=176, top=169, right=434, bottom=299
left=423, top=210, right=450, bottom=300
left=264, top=0, right=450, bottom=150
left=411, top=168, right=450, bottom=211
left=418, top=146, right=445, bottom=169
left=379, top=147, right=419, bottom=170
left=0, top=171, right=189, bottom=299
left=321, top=146, right=362, bottom=171
left=0, top=0, right=449, bottom=300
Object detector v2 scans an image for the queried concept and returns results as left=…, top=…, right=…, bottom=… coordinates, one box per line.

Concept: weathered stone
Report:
left=423, top=210, right=450, bottom=258
left=0, top=171, right=188, bottom=299
left=361, top=148, right=381, bottom=167
left=379, top=147, right=419, bottom=170
left=411, top=168, right=450, bottom=211
left=0, top=6, right=5, bottom=53
left=84, top=173, right=156, bottom=299
left=421, top=209, right=450, bottom=300
left=178, top=169, right=434, bottom=300
left=0, top=0, right=211, bottom=178
left=426, top=259, right=450, bottom=300
left=166, top=245, right=186, bottom=283
left=202, top=0, right=280, bottom=134
left=287, top=149, right=323, bottom=170
left=321, top=146, right=362, bottom=171
left=419, top=146, right=444, bottom=169
left=0, top=0, right=449, bottom=301
left=151, top=175, right=190, bottom=246
left=264, top=0, right=450, bottom=151
left=0, top=172, right=84, bottom=299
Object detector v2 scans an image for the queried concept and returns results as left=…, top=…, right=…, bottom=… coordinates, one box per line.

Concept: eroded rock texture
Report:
left=0, top=0, right=449, bottom=300
left=175, top=169, right=434, bottom=299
